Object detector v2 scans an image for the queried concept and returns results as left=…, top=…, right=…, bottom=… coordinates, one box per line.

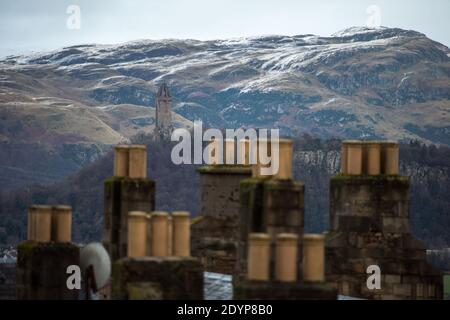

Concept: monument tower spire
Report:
left=154, top=82, right=173, bottom=140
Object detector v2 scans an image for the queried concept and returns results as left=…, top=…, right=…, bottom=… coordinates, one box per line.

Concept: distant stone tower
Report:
left=154, top=83, right=173, bottom=140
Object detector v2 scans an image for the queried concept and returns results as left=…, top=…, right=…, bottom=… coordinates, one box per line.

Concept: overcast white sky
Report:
left=0, top=0, right=449, bottom=57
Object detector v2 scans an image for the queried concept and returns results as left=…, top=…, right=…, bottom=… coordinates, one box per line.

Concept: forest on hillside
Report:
left=0, top=134, right=449, bottom=250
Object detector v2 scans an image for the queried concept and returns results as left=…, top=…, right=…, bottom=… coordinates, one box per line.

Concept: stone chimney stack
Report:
left=235, top=228, right=336, bottom=299
left=112, top=210, right=203, bottom=300
left=234, top=138, right=337, bottom=299
left=191, top=139, right=252, bottom=274
left=327, top=140, right=443, bottom=299
left=104, top=144, right=155, bottom=262
left=238, top=138, right=304, bottom=281
left=17, top=205, right=78, bottom=299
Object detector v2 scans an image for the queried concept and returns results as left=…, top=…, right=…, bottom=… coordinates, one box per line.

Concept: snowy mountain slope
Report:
left=2, top=27, right=448, bottom=143
left=0, top=26, right=450, bottom=188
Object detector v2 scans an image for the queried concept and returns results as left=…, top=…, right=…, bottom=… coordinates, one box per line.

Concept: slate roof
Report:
left=204, top=272, right=233, bottom=300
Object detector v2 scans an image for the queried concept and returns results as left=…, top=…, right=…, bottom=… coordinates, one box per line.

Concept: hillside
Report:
left=0, top=135, right=449, bottom=249
left=1, top=26, right=450, bottom=190
left=2, top=26, right=449, bottom=140
left=0, top=101, right=191, bottom=189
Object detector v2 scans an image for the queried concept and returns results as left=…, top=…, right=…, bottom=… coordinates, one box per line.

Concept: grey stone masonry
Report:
left=191, top=165, right=251, bottom=274
left=198, top=165, right=252, bottom=221
left=154, top=83, right=173, bottom=140
left=16, top=241, right=79, bottom=300
left=326, top=175, right=443, bottom=300
left=237, top=177, right=305, bottom=281
left=112, top=256, right=203, bottom=300
left=103, top=176, right=155, bottom=262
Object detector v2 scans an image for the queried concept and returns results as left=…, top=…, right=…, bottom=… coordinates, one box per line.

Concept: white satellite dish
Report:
left=80, top=242, right=111, bottom=291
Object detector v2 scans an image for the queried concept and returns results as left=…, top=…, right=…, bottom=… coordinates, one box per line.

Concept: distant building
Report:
left=154, top=83, right=173, bottom=140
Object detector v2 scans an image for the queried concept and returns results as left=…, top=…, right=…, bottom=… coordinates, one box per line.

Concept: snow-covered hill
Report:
left=2, top=26, right=450, bottom=141
left=0, top=26, right=450, bottom=187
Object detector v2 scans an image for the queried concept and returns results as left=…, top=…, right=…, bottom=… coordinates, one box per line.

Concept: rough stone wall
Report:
left=237, top=178, right=305, bottom=281
left=330, top=175, right=410, bottom=233
left=0, top=262, right=16, bottom=300
left=199, top=166, right=251, bottom=221
left=326, top=175, right=443, bottom=299
left=191, top=216, right=237, bottom=275
left=112, top=257, right=203, bottom=300
left=103, top=177, right=155, bottom=262
left=234, top=176, right=337, bottom=300
left=16, top=241, right=79, bottom=300
left=191, top=165, right=251, bottom=274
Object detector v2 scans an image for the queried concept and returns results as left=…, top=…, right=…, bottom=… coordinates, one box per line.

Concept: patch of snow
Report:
left=325, top=98, right=337, bottom=105
left=332, top=26, right=388, bottom=38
